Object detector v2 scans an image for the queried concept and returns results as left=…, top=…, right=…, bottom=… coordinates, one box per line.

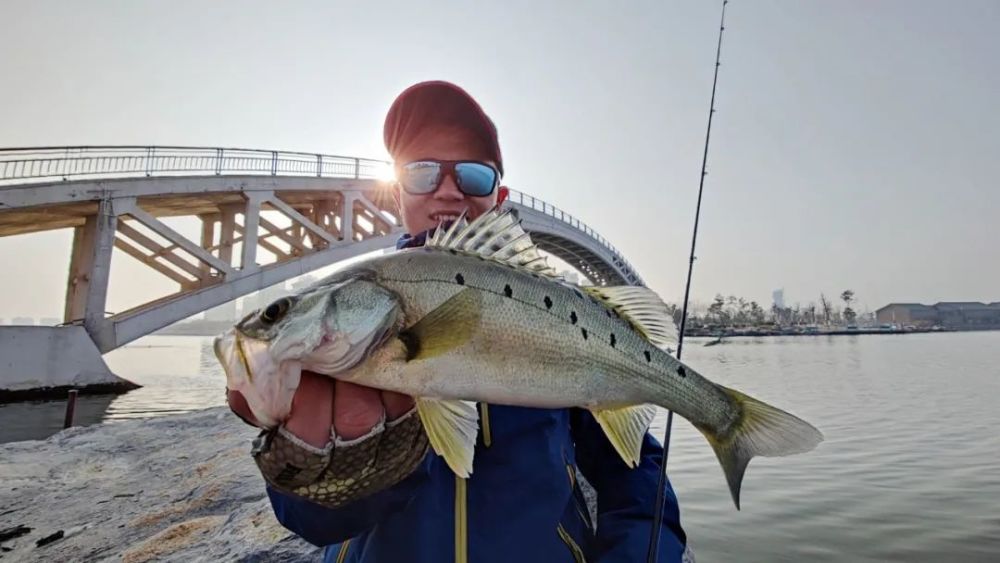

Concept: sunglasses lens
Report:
left=400, top=161, right=441, bottom=194
left=455, top=163, right=498, bottom=197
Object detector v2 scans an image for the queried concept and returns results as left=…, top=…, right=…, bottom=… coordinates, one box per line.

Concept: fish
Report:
left=215, top=208, right=822, bottom=508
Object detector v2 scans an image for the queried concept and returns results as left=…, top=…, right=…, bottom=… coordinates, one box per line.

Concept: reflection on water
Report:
left=2, top=332, right=999, bottom=561
left=650, top=331, right=1000, bottom=563
left=0, top=335, right=227, bottom=443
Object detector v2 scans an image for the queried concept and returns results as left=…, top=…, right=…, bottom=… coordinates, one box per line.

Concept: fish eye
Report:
left=260, top=297, right=293, bottom=325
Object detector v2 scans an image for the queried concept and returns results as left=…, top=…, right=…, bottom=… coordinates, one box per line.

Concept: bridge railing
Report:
left=0, top=145, right=639, bottom=283
left=0, top=146, right=388, bottom=184
left=506, top=188, right=638, bottom=282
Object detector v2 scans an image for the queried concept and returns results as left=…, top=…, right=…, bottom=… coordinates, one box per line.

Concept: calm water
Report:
left=2, top=331, right=998, bottom=561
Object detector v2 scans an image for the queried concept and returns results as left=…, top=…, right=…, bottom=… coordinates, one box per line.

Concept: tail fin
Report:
left=698, top=385, right=823, bottom=509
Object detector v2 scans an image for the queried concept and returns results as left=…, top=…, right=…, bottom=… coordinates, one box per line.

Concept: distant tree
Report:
left=749, top=301, right=765, bottom=324
left=843, top=307, right=857, bottom=323
left=841, top=290, right=855, bottom=309
left=819, top=294, right=833, bottom=325
left=805, top=303, right=817, bottom=324
left=841, top=290, right=856, bottom=324
left=708, top=294, right=728, bottom=325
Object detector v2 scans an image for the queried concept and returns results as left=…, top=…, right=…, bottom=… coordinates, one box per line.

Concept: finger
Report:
left=284, top=371, right=335, bottom=448
left=381, top=391, right=416, bottom=421
left=227, top=389, right=261, bottom=427
left=333, top=381, right=384, bottom=440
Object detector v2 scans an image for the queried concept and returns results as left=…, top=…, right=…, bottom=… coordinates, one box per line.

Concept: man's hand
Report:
left=227, top=371, right=416, bottom=445
left=228, top=371, right=428, bottom=509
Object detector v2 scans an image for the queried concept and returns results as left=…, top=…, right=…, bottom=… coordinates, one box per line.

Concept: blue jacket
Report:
left=266, top=232, right=687, bottom=562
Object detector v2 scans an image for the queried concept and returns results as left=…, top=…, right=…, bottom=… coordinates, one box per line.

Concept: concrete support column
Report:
left=199, top=213, right=217, bottom=278
left=241, top=192, right=263, bottom=272
left=342, top=191, right=357, bottom=242
left=63, top=198, right=117, bottom=334
left=218, top=205, right=237, bottom=269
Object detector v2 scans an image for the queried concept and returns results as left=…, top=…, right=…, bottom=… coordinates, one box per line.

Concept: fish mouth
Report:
left=214, top=327, right=300, bottom=428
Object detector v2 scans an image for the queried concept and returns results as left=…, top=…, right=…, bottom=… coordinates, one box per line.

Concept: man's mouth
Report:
left=429, top=211, right=466, bottom=224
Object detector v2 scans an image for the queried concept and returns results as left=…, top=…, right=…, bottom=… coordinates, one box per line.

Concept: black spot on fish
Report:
left=455, top=273, right=465, bottom=285
left=570, top=311, right=578, bottom=324
left=581, top=328, right=588, bottom=340
left=504, top=284, right=513, bottom=298
left=573, top=289, right=584, bottom=300
left=610, top=333, right=617, bottom=348
left=612, top=309, right=620, bottom=319
left=644, top=351, right=651, bottom=362
left=544, top=296, right=553, bottom=309
left=448, top=248, right=458, bottom=255
left=677, top=366, right=687, bottom=378
left=605, top=309, right=612, bottom=318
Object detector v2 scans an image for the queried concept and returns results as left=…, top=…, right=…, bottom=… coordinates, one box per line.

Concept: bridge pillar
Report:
left=0, top=325, right=138, bottom=401
left=64, top=198, right=117, bottom=328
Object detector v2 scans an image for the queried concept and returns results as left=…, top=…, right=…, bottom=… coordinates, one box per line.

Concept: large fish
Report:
left=215, top=209, right=822, bottom=508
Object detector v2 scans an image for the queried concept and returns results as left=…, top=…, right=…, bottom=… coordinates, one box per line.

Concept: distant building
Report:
left=11, top=317, right=34, bottom=326
left=876, top=302, right=1000, bottom=329
left=772, top=289, right=785, bottom=309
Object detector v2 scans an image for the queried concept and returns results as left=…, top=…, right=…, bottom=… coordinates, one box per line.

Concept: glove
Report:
left=250, top=406, right=429, bottom=508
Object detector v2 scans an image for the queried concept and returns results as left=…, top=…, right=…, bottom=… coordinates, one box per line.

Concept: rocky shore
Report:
left=0, top=407, right=322, bottom=562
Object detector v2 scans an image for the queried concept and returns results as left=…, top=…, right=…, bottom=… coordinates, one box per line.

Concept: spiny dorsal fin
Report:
left=582, top=286, right=678, bottom=349
left=425, top=208, right=559, bottom=278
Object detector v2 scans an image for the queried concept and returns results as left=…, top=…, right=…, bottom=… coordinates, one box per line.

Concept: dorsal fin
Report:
left=425, top=208, right=559, bottom=278
left=582, top=286, right=678, bottom=349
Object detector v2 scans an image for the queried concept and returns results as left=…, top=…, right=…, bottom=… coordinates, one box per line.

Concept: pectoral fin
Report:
left=402, top=289, right=482, bottom=361
left=590, top=404, right=657, bottom=467
left=416, top=397, right=480, bottom=478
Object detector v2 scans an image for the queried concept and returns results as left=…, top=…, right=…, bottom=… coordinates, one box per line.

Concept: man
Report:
left=229, top=81, right=688, bottom=562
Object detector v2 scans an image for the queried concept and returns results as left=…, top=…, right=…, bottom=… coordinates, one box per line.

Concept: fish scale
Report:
left=215, top=209, right=823, bottom=508
left=370, top=250, right=732, bottom=427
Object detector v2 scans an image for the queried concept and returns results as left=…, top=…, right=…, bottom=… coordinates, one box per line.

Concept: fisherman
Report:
left=227, top=80, right=690, bottom=562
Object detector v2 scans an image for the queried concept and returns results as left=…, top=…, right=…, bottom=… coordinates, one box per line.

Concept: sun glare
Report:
left=374, top=162, right=397, bottom=182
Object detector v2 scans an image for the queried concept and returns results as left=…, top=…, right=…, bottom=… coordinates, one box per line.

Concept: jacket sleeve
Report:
left=571, top=409, right=687, bottom=562
left=265, top=454, right=432, bottom=547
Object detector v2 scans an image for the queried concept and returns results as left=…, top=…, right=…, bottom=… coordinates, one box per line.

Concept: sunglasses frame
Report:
left=397, top=159, right=501, bottom=197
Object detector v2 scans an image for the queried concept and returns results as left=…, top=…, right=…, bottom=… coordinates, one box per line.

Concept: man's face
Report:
left=392, top=125, right=501, bottom=235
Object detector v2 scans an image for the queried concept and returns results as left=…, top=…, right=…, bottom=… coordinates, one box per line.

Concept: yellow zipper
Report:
left=455, top=476, right=468, bottom=563
left=335, top=538, right=351, bottom=563
left=479, top=403, right=492, bottom=447
left=557, top=523, right=586, bottom=563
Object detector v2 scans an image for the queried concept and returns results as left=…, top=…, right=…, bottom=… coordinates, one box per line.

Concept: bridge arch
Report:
left=0, top=146, right=643, bottom=355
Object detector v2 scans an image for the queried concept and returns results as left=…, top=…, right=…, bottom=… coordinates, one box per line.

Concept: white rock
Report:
left=0, top=407, right=322, bottom=562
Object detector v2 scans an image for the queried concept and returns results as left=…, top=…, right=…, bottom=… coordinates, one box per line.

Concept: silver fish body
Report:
left=216, top=210, right=822, bottom=508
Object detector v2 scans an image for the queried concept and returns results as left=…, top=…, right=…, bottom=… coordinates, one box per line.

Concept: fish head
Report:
left=213, top=274, right=402, bottom=427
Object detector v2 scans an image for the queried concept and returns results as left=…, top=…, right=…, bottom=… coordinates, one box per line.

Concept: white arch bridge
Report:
left=0, top=146, right=644, bottom=393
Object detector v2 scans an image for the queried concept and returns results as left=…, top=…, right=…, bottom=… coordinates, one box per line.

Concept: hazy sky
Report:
left=1, top=0, right=997, bottom=320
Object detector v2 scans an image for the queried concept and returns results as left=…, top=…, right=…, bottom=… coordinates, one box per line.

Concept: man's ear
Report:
left=497, top=185, right=509, bottom=206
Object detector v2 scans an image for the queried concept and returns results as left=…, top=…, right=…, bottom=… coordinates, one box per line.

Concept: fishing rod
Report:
left=646, top=1, right=730, bottom=561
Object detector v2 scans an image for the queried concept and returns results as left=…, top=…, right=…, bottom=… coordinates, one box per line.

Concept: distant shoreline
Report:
left=684, top=327, right=1000, bottom=338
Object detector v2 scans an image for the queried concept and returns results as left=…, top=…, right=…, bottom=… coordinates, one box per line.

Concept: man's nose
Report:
left=433, top=172, right=464, bottom=201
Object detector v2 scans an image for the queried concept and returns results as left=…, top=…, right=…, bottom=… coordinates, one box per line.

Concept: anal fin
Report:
left=590, top=404, right=657, bottom=467
left=416, top=397, right=480, bottom=478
